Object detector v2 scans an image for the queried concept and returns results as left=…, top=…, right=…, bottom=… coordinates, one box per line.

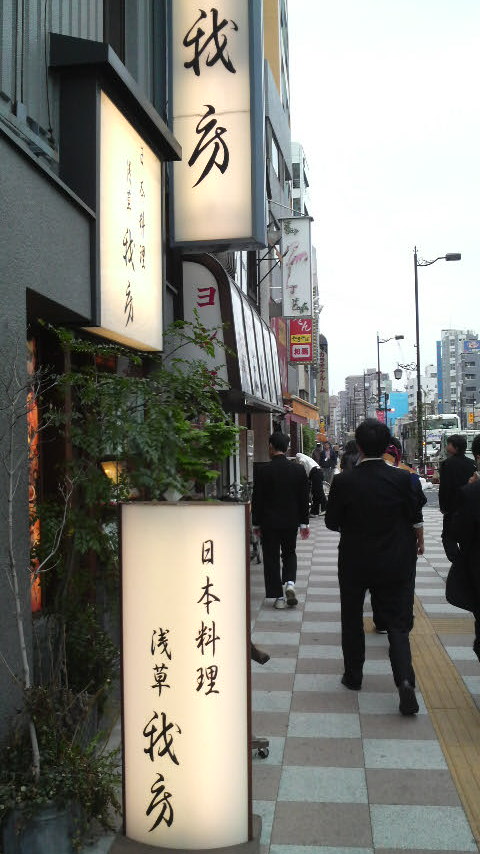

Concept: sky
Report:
left=287, top=0, right=480, bottom=396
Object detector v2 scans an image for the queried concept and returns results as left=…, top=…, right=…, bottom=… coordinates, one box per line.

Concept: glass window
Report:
left=271, top=135, right=280, bottom=178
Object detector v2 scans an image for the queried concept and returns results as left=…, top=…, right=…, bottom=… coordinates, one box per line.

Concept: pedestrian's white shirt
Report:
left=295, top=452, right=320, bottom=476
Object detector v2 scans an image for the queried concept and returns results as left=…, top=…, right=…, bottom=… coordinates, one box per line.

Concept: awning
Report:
left=181, top=255, right=284, bottom=413
left=290, top=396, right=320, bottom=423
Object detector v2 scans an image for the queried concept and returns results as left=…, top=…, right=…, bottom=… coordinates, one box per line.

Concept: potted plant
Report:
left=0, top=684, right=121, bottom=853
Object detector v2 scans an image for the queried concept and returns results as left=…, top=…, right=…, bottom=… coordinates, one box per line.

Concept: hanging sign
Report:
left=90, top=92, right=163, bottom=350
left=170, top=0, right=265, bottom=248
left=289, top=318, right=313, bottom=364
left=281, top=217, right=313, bottom=317
left=121, top=502, right=250, bottom=849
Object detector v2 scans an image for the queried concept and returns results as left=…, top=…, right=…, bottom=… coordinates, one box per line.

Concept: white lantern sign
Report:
left=121, top=502, right=250, bottom=849
left=170, top=1, right=265, bottom=248
left=91, top=92, right=163, bottom=351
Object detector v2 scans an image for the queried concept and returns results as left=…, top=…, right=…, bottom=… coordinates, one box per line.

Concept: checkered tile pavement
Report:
left=250, top=505, right=480, bottom=853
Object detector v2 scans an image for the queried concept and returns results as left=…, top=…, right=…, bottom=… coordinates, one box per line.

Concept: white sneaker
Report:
left=274, top=597, right=286, bottom=609
left=284, top=583, right=298, bottom=607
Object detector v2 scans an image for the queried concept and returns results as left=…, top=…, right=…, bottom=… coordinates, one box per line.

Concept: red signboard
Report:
left=289, top=318, right=313, bottom=363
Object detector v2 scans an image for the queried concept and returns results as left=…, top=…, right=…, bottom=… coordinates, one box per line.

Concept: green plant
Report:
left=0, top=686, right=121, bottom=851
left=302, top=424, right=317, bottom=456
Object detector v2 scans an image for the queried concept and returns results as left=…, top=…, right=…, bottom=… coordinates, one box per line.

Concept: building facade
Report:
left=0, top=0, right=309, bottom=740
left=439, top=329, right=478, bottom=414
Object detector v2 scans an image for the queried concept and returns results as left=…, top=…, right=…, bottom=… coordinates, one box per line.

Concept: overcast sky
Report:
left=287, top=0, right=480, bottom=395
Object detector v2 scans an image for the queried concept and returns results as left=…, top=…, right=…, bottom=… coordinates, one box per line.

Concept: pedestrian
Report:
left=318, top=440, right=338, bottom=485
left=251, top=432, right=310, bottom=609
left=340, top=439, right=359, bottom=472
left=325, top=418, right=424, bottom=715
left=452, top=434, right=480, bottom=661
left=312, top=441, right=323, bottom=465
left=439, top=434, right=477, bottom=563
left=295, top=451, right=327, bottom=515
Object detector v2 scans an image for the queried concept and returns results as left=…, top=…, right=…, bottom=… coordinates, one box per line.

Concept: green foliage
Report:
left=3, top=316, right=240, bottom=846
left=0, top=686, right=121, bottom=850
left=302, top=425, right=317, bottom=456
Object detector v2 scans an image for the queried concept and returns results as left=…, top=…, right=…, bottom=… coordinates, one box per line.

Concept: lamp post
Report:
left=377, top=333, right=404, bottom=419
left=413, top=247, right=461, bottom=472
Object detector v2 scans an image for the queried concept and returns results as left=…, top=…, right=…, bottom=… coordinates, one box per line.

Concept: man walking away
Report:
left=252, top=432, right=310, bottom=609
left=453, top=434, right=480, bottom=661
left=296, top=452, right=327, bottom=515
left=439, top=434, right=477, bottom=562
left=325, top=419, right=424, bottom=715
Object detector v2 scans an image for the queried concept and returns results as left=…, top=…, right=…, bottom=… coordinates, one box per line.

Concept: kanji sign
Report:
left=289, top=318, right=313, bottom=363
left=170, top=1, right=265, bottom=248
left=121, top=503, right=250, bottom=849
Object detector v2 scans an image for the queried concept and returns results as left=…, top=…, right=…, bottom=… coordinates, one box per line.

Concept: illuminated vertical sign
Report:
left=90, top=92, right=163, bottom=351
left=171, top=1, right=265, bottom=247
left=289, top=318, right=313, bottom=364
left=281, top=217, right=313, bottom=317
left=121, top=503, right=249, bottom=849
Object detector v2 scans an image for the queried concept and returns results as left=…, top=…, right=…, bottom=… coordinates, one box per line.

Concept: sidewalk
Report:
left=250, top=505, right=480, bottom=854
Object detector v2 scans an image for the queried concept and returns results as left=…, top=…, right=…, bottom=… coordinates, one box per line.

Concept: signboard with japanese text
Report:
left=92, top=92, right=163, bottom=351
left=121, top=502, right=250, bottom=849
left=170, top=1, right=266, bottom=248
left=181, top=261, right=229, bottom=385
left=289, top=318, right=313, bottom=364
left=281, top=217, right=313, bottom=317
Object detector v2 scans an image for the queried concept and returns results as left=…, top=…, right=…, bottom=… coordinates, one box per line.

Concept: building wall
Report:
left=0, top=1, right=169, bottom=740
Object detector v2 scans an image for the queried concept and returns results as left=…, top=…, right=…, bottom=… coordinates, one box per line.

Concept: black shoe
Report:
left=473, top=639, right=480, bottom=663
left=398, top=680, right=419, bottom=715
left=251, top=643, right=270, bottom=665
left=341, top=673, right=362, bottom=691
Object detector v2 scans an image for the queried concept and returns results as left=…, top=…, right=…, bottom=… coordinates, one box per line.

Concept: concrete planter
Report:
left=1, top=804, right=73, bottom=854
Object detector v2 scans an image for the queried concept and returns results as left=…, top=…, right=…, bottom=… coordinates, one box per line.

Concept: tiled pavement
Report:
left=250, top=504, right=480, bottom=854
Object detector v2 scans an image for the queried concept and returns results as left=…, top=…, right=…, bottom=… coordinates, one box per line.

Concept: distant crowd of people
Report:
left=251, top=423, right=480, bottom=716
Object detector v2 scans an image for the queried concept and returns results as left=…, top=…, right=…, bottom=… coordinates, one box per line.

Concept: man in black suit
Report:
left=325, top=419, right=424, bottom=715
left=453, top=434, right=480, bottom=660
left=252, top=432, right=310, bottom=609
left=439, top=434, right=477, bottom=562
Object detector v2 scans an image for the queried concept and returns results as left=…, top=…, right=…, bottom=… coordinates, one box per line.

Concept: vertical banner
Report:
left=121, top=503, right=249, bottom=849
left=281, top=217, right=313, bottom=317
left=171, top=1, right=265, bottom=247
left=289, top=318, right=313, bottom=363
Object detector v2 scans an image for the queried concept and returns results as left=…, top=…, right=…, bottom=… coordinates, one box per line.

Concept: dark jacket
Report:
left=453, top=478, right=480, bottom=599
left=439, top=454, right=477, bottom=515
left=325, top=459, right=422, bottom=583
left=318, top=448, right=338, bottom=470
left=251, top=455, right=310, bottom=530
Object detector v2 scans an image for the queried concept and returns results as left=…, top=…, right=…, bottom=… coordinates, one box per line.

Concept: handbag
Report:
left=445, top=551, right=477, bottom=612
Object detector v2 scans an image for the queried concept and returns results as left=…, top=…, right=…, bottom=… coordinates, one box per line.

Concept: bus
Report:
left=400, top=413, right=461, bottom=470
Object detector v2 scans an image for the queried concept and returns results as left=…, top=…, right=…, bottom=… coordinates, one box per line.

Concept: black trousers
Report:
left=442, top=513, right=459, bottom=563
left=339, top=570, right=416, bottom=687
left=310, top=467, right=327, bottom=513
left=261, top=526, right=298, bottom=598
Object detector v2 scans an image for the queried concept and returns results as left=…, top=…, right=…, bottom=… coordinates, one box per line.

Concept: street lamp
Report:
left=414, top=247, right=461, bottom=472
left=377, top=333, right=404, bottom=419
